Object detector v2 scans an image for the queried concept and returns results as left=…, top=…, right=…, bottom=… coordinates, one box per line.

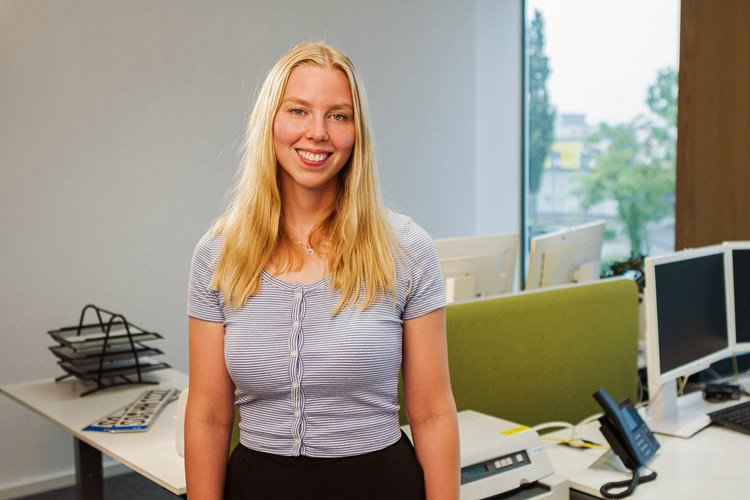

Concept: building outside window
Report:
left=524, top=0, right=680, bottom=276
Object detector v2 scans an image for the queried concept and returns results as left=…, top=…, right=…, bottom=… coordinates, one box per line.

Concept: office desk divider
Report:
left=47, top=304, right=170, bottom=396
left=409, top=278, right=640, bottom=428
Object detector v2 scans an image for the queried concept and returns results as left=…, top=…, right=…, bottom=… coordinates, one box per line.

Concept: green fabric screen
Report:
left=400, top=278, right=640, bottom=427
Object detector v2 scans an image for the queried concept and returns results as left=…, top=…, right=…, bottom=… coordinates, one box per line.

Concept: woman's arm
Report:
left=185, top=316, right=236, bottom=499
left=402, top=307, right=460, bottom=500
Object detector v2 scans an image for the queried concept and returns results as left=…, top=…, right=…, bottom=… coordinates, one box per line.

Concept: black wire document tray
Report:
left=48, top=322, right=162, bottom=350
left=47, top=304, right=170, bottom=396
left=49, top=344, right=164, bottom=366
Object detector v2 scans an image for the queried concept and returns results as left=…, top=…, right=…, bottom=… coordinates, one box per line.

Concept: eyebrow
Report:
left=281, top=97, right=354, bottom=112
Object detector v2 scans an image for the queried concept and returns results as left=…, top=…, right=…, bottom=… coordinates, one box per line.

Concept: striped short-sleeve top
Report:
left=187, top=211, right=446, bottom=458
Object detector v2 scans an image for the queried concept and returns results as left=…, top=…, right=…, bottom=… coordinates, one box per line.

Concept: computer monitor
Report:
left=726, top=241, right=750, bottom=353
left=434, top=233, right=519, bottom=303
left=643, top=244, right=733, bottom=437
left=524, top=220, right=606, bottom=290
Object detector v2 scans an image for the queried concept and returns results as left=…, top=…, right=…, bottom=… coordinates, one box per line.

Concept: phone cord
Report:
left=600, top=467, right=657, bottom=499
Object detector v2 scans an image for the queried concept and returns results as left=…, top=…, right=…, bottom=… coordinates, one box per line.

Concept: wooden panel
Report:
left=676, top=0, right=750, bottom=249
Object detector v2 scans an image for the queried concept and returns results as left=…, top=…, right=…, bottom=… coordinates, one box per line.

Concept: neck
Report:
left=281, top=187, right=336, bottom=243
left=283, top=209, right=320, bottom=244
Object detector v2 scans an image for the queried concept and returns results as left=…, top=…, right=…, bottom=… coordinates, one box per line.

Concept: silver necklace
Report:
left=296, top=240, right=314, bottom=257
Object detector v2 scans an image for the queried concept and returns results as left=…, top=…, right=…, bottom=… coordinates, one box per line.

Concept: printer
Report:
left=404, top=410, right=568, bottom=500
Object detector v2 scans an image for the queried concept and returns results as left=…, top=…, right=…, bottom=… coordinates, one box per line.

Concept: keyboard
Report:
left=708, top=400, right=750, bottom=436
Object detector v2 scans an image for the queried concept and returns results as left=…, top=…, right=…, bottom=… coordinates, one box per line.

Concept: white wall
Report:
left=476, top=0, right=523, bottom=236
left=0, top=0, right=521, bottom=494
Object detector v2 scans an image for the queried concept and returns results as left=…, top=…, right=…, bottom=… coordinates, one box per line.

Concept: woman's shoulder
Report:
left=192, top=226, right=223, bottom=261
left=387, top=210, right=434, bottom=249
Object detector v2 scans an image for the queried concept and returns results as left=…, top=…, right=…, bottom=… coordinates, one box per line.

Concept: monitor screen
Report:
left=731, top=246, right=750, bottom=349
left=434, top=233, right=519, bottom=303
left=525, top=220, right=606, bottom=290
left=643, top=244, right=735, bottom=437
left=653, top=254, right=728, bottom=375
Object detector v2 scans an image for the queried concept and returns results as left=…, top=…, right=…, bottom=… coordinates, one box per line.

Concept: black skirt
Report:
left=224, top=431, right=425, bottom=499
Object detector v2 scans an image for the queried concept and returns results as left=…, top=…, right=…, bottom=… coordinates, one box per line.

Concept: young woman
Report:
left=186, top=42, right=459, bottom=499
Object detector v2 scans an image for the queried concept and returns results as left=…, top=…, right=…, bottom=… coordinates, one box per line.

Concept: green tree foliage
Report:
left=576, top=68, right=677, bottom=255
left=528, top=10, right=556, bottom=196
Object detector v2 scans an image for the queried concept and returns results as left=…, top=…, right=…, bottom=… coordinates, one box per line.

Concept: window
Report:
left=524, top=0, right=680, bottom=281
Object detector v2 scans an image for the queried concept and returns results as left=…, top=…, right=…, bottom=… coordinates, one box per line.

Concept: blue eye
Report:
left=330, top=113, right=347, bottom=121
left=290, top=108, right=305, bottom=116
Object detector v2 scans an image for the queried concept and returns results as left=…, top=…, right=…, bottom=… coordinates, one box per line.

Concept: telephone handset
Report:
left=593, top=387, right=660, bottom=470
left=592, top=388, right=660, bottom=498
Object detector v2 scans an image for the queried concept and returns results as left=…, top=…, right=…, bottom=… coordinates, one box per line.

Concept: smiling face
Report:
left=273, top=65, right=356, bottom=199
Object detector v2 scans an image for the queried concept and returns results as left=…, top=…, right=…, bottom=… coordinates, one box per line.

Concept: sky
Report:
left=528, top=0, right=680, bottom=126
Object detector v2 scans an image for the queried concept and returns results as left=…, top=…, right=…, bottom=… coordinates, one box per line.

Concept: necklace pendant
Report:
left=296, top=239, right=315, bottom=257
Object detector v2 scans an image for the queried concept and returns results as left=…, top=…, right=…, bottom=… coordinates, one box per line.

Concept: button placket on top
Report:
left=289, top=286, right=306, bottom=455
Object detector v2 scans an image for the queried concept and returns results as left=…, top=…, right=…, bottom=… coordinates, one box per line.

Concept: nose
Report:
left=306, top=116, right=329, bottom=142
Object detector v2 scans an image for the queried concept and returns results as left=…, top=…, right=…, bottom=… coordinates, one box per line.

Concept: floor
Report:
left=16, top=472, right=181, bottom=500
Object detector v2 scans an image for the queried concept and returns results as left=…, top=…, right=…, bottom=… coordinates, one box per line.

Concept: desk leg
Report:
left=74, top=438, right=103, bottom=500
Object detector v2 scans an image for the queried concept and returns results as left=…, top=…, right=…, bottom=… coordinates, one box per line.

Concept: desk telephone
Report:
left=594, top=388, right=659, bottom=469
left=593, top=388, right=659, bottom=498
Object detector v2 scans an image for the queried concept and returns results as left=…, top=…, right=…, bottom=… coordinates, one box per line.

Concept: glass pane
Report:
left=525, top=0, right=680, bottom=280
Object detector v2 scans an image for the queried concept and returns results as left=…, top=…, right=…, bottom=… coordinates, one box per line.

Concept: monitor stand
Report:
left=573, top=260, right=601, bottom=283
left=645, top=379, right=711, bottom=438
left=445, top=275, right=475, bottom=303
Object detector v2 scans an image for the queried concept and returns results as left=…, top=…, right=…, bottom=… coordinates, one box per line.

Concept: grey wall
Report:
left=476, top=0, right=522, bottom=235
left=0, top=0, right=521, bottom=494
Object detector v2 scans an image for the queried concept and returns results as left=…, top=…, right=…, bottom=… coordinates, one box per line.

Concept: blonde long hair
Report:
left=211, top=42, right=398, bottom=314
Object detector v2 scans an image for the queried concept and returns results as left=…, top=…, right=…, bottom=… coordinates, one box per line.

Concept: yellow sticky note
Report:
left=500, top=425, right=530, bottom=436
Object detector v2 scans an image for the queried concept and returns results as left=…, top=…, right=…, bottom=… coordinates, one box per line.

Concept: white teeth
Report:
left=297, top=150, right=328, bottom=162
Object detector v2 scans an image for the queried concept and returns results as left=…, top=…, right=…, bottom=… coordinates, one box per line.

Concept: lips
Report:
left=296, top=149, right=331, bottom=163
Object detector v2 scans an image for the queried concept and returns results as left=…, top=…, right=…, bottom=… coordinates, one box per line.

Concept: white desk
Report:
left=1, top=369, right=187, bottom=499
left=544, top=392, right=750, bottom=499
